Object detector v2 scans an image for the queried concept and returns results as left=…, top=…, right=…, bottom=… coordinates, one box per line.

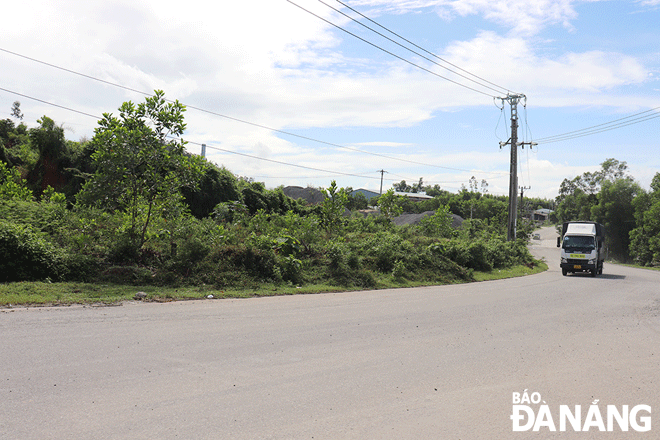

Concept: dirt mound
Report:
left=282, top=186, right=325, bottom=205
left=392, top=211, right=464, bottom=227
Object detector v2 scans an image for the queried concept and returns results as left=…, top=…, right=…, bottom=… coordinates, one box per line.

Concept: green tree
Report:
left=423, top=184, right=444, bottom=197
left=468, top=176, right=478, bottom=193
left=29, top=116, right=67, bottom=159
left=183, top=164, right=240, bottom=218
left=377, top=188, right=404, bottom=219
left=78, top=90, right=205, bottom=249
left=0, top=161, right=33, bottom=201
left=0, top=118, right=30, bottom=164
left=597, top=158, right=629, bottom=182
left=24, top=116, right=72, bottom=196
left=240, top=181, right=268, bottom=215
left=11, top=101, right=23, bottom=121
left=590, top=177, right=640, bottom=260
left=344, top=188, right=368, bottom=211
left=629, top=173, right=660, bottom=265
left=319, top=180, right=348, bottom=232
left=554, top=158, right=630, bottom=225
left=420, top=204, right=454, bottom=237
left=0, top=119, right=16, bottom=147
left=393, top=178, right=424, bottom=193
left=412, top=177, right=424, bottom=193
left=392, top=180, right=411, bottom=192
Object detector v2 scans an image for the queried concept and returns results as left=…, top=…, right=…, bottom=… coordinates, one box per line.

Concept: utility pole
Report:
left=378, top=169, right=387, bottom=195
left=498, top=94, right=536, bottom=241
left=520, top=185, right=531, bottom=219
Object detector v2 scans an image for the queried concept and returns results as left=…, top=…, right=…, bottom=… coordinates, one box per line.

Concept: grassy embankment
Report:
left=0, top=261, right=547, bottom=307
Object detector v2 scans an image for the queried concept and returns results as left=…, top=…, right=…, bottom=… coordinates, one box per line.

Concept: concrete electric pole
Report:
left=378, top=169, right=387, bottom=195
left=498, top=94, right=536, bottom=241
left=520, top=185, right=531, bottom=219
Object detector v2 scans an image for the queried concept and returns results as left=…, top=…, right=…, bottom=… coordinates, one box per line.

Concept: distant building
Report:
left=350, top=188, right=380, bottom=200
left=532, top=208, right=553, bottom=221
left=394, top=191, right=434, bottom=202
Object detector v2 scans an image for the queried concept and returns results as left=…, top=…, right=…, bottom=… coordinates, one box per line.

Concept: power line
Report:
left=5, top=86, right=482, bottom=184
left=314, top=0, right=510, bottom=96
left=186, top=140, right=385, bottom=180
left=0, top=86, right=389, bottom=180
left=0, top=87, right=100, bottom=119
left=284, top=0, right=496, bottom=98
left=329, top=0, right=514, bottom=95
left=535, top=106, right=660, bottom=144
left=8, top=47, right=655, bottom=150
left=0, top=47, right=507, bottom=176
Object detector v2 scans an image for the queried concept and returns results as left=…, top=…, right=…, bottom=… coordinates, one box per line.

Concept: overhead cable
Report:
left=329, top=0, right=514, bottom=95
left=0, top=86, right=386, bottom=179
left=284, top=0, right=496, bottom=98
left=535, top=106, right=660, bottom=144
left=0, top=47, right=507, bottom=176
left=315, top=0, right=509, bottom=96
left=0, top=87, right=100, bottom=119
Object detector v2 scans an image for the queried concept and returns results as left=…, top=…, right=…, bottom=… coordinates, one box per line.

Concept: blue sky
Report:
left=1, top=0, right=659, bottom=199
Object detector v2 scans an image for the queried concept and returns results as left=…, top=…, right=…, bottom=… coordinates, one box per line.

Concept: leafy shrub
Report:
left=419, top=205, right=455, bottom=238
left=392, top=260, right=406, bottom=280
left=108, top=234, right=141, bottom=264
left=357, top=232, right=416, bottom=273
left=99, top=266, right=154, bottom=285
left=279, top=255, right=303, bottom=284
left=444, top=237, right=533, bottom=271
left=444, top=239, right=491, bottom=271
left=325, top=240, right=347, bottom=272
left=0, top=161, right=33, bottom=201
left=213, top=201, right=248, bottom=224
left=347, top=252, right=360, bottom=270
left=196, top=245, right=279, bottom=288
left=0, top=220, right=65, bottom=281
left=466, top=241, right=492, bottom=271
left=62, top=253, right=103, bottom=282
left=177, top=238, right=210, bottom=265
left=272, top=235, right=300, bottom=257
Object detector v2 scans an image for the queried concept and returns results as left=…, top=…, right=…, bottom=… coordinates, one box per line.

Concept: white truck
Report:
left=557, top=221, right=605, bottom=277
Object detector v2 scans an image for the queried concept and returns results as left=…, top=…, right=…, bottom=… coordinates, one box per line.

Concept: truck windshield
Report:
left=563, top=235, right=595, bottom=249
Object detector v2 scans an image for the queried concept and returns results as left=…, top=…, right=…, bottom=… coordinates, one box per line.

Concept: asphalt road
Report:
left=1, top=227, right=659, bottom=439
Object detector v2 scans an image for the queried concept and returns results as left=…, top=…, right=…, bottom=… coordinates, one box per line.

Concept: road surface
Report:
left=1, top=227, right=659, bottom=439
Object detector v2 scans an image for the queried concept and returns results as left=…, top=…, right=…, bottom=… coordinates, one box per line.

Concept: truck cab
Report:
left=557, top=221, right=605, bottom=277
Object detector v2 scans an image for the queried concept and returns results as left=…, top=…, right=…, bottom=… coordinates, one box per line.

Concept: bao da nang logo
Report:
left=511, top=390, right=652, bottom=432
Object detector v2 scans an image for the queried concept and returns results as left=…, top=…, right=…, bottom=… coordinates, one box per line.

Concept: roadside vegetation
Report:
left=1, top=93, right=547, bottom=306
left=552, top=158, right=660, bottom=266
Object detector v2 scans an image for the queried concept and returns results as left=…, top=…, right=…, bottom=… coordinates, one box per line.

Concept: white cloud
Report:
left=441, top=32, right=649, bottom=102
left=1, top=0, right=656, bottom=199
left=351, top=0, right=581, bottom=34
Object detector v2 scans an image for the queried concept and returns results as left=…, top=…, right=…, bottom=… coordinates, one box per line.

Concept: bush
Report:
left=108, top=234, right=141, bottom=264
left=419, top=205, right=454, bottom=238
left=326, top=240, right=347, bottom=272
left=99, top=266, right=155, bottom=285
left=0, top=220, right=65, bottom=281
left=392, top=260, right=406, bottom=280
left=62, top=253, right=103, bottom=282
left=444, top=239, right=491, bottom=271
left=466, top=241, right=492, bottom=272
left=279, top=255, right=303, bottom=284
left=200, top=245, right=280, bottom=288
left=358, top=232, right=416, bottom=273
left=444, top=237, right=534, bottom=271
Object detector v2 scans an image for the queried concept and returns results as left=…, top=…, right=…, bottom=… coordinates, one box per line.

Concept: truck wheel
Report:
left=591, top=268, right=597, bottom=277
left=562, top=268, right=567, bottom=276
left=598, top=265, right=603, bottom=275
